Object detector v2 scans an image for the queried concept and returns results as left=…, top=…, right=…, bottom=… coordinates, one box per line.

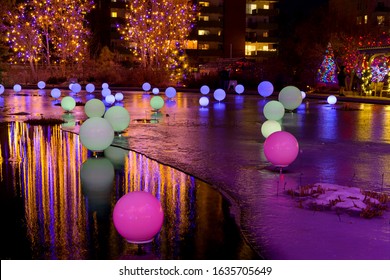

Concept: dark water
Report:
left=0, top=122, right=259, bottom=260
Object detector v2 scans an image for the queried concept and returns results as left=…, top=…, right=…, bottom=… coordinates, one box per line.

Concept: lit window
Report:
left=245, top=44, right=256, bottom=56
left=185, top=40, right=198, bottom=49
left=218, top=30, right=222, bottom=36
left=364, top=15, right=368, bottom=24
left=263, top=45, right=269, bottom=51
left=263, top=31, right=268, bottom=37
left=199, top=44, right=209, bottom=50
left=198, top=30, right=210, bottom=36
left=356, top=16, right=362, bottom=25
left=264, top=4, right=269, bottom=9
left=199, top=15, right=209, bottom=21
left=111, top=12, right=117, bottom=18
left=377, top=15, right=385, bottom=25
left=199, top=2, right=209, bottom=7
left=246, top=4, right=257, bottom=14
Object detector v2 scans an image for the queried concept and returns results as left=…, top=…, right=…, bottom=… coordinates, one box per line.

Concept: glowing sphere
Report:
left=79, top=117, right=115, bottom=151
left=327, top=95, right=337, bottom=105
left=150, top=96, right=164, bottom=110
left=0, top=84, right=4, bottom=95
left=213, top=88, right=226, bottom=101
left=86, top=83, right=95, bottom=93
left=61, top=96, right=76, bottom=112
left=278, top=86, right=302, bottom=110
left=200, top=85, right=210, bottom=95
left=235, top=84, right=245, bottom=94
left=13, top=84, right=22, bottom=92
left=261, top=120, right=282, bottom=138
left=85, top=99, right=106, bottom=118
left=102, top=83, right=109, bottom=89
left=263, top=131, right=299, bottom=167
left=37, top=81, right=46, bottom=89
left=199, top=96, right=209, bottom=107
left=61, top=113, right=76, bottom=128
left=105, top=94, right=115, bottom=105
left=51, top=88, right=61, bottom=99
left=142, top=82, right=151, bottom=91
left=152, top=88, right=159, bottom=95
left=263, top=100, right=285, bottom=121
left=104, top=146, right=128, bottom=170
left=71, top=83, right=82, bottom=93
left=104, top=106, right=130, bottom=132
left=102, top=88, right=111, bottom=97
left=115, top=92, right=124, bottom=101
left=258, top=81, right=274, bottom=97
left=165, top=87, right=176, bottom=99
left=81, top=157, right=115, bottom=195
left=301, top=91, right=306, bottom=99
left=113, top=191, right=164, bottom=243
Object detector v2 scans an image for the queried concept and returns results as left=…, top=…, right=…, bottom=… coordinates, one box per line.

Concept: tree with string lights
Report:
left=118, top=0, right=195, bottom=82
left=317, top=42, right=337, bottom=85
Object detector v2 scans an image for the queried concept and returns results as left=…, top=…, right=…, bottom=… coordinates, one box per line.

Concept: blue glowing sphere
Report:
left=152, top=88, right=159, bottom=95
left=200, top=85, right=210, bottom=95
left=0, top=84, right=4, bottom=95
left=115, top=92, right=124, bottom=101
left=142, top=82, right=151, bottom=91
left=37, top=81, right=46, bottom=89
left=165, top=87, right=177, bottom=99
left=102, top=83, right=109, bottom=89
left=213, top=88, right=226, bottom=101
left=102, top=88, right=111, bottom=97
left=105, top=94, right=115, bottom=105
left=51, top=88, right=61, bottom=99
left=327, top=95, right=337, bottom=105
left=235, top=84, right=245, bottom=94
left=71, top=83, right=82, bottom=93
left=13, top=84, right=22, bottom=92
left=199, top=96, right=209, bottom=107
left=86, top=83, right=95, bottom=93
left=258, top=81, right=274, bottom=97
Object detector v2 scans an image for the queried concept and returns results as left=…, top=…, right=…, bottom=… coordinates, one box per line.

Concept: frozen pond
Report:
left=0, top=89, right=389, bottom=259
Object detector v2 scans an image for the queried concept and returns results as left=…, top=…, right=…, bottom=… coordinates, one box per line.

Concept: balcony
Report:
left=249, top=8, right=279, bottom=17
left=246, top=22, right=278, bottom=30
left=196, top=20, right=223, bottom=29
left=199, top=5, right=224, bottom=15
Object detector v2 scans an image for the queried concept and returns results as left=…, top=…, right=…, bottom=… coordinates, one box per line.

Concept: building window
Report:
left=245, top=44, right=256, bottom=56
left=364, top=15, right=368, bottom=24
left=199, top=1, right=209, bottom=7
left=111, top=12, right=118, bottom=18
left=185, top=40, right=198, bottom=49
left=246, top=4, right=257, bottom=14
left=199, top=44, right=209, bottom=50
left=198, top=30, right=210, bottom=36
left=262, top=45, right=269, bottom=51
left=377, top=15, right=385, bottom=25
left=263, top=4, right=269, bottom=9
left=199, top=15, right=209, bottom=21
left=263, top=31, right=268, bottom=38
left=357, top=16, right=362, bottom=25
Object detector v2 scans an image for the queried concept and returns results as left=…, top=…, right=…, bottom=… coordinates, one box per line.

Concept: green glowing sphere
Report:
left=261, top=120, right=282, bottom=138
left=263, top=100, right=285, bottom=121
left=278, top=86, right=302, bottom=110
left=79, top=117, right=114, bottom=152
left=104, top=106, right=130, bottom=132
left=61, top=96, right=76, bottom=112
left=85, top=98, right=106, bottom=118
left=150, top=96, right=165, bottom=110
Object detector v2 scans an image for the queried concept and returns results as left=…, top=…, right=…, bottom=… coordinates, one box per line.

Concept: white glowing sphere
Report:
left=86, top=83, right=95, bottom=93
left=85, top=98, right=106, bottom=118
left=235, top=84, right=245, bottom=94
left=301, top=91, right=306, bottom=99
left=150, top=96, right=164, bottom=110
left=102, top=83, right=109, bottom=89
left=278, top=86, right=302, bottom=110
left=142, top=82, right=151, bottom=91
left=13, top=84, right=22, bottom=92
left=104, top=106, right=130, bottom=132
left=327, top=95, right=337, bottom=105
left=71, top=83, right=82, bottom=93
left=61, top=96, right=76, bottom=112
left=258, top=81, right=274, bottom=97
left=261, top=120, right=282, bottom=138
left=152, top=88, right=159, bottom=95
left=199, top=96, right=209, bottom=107
left=200, top=85, right=210, bottom=95
left=51, top=88, right=61, bottom=99
left=263, top=100, right=285, bottom=121
left=102, top=88, right=111, bottom=97
left=165, top=87, right=177, bottom=99
left=0, top=84, right=4, bottom=95
left=79, top=117, right=115, bottom=152
left=105, top=94, right=115, bottom=105
left=37, top=81, right=46, bottom=89
left=115, top=92, right=124, bottom=101
left=213, top=88, right=226, bottom=101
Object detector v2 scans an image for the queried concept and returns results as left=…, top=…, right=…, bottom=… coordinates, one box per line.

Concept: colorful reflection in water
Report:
left=0, top=122, right=258, bottom=260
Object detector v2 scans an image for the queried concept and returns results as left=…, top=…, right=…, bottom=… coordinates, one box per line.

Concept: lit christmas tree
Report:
left=119, top=0, right=195, bottom=81
left=317, top=42, right=337, bottom=84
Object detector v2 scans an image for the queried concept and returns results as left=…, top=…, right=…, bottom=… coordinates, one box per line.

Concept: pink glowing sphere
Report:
left=113, top=191, right=164, bottom=244
left=263, top=131, right=299, bottom=167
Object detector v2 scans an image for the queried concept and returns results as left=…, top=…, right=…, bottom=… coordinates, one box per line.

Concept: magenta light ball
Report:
left=113, top=191, right=164, bottom=243
left=258, top=81, right=274, bottom=97
left=263, top=131, right=299, bottom=167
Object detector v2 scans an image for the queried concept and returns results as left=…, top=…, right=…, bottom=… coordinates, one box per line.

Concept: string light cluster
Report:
left=4, top=0, right=94, bottom=67
left=317, top=42, right=337, bottom=84
left=118, top=0, right=195, bottom=82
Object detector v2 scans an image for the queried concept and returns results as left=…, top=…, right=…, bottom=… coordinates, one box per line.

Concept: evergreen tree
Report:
left=317, top=42, right=337, bottom=84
